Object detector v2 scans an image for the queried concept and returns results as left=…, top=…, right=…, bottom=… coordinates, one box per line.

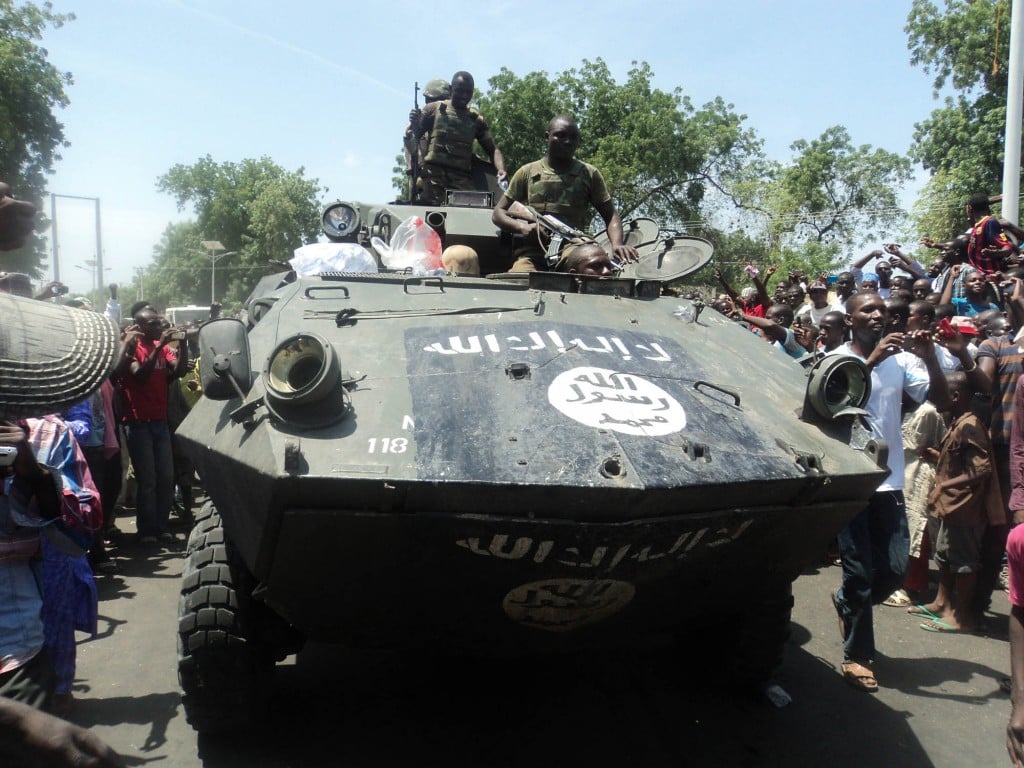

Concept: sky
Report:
left=32, top=0, right=948, bottom=297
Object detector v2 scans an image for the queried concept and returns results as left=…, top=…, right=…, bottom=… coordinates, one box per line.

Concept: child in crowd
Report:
left=912, top=372, right=994, bottom=633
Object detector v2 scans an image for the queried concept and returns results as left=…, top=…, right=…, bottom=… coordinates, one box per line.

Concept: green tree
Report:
left=906, top=0, right=1016, bottom=237
left=698, top=228, right=769, bottom=292
left=132, top=220, right=206, bottom=311
left=0, top=0, right=74, bottom=275
left=156, top=156, right=325, bottom=306
left=759, top=126, right=912, bottom=250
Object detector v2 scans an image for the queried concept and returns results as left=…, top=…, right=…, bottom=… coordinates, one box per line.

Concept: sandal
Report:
left=920, top=619, right=976, bottom=634
left=841, top=662, right=878, bottom=693
left=883, top=589, right=911, bottom=608
left=907, top=604, right=941, bottom=620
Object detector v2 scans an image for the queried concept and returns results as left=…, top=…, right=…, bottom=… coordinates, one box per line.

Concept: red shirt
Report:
left=967, top=215, right=1012, bottom=274
left=119, top=339, right=177, bottom=422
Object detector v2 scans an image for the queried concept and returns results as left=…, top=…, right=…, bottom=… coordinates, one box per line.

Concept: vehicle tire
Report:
left=674, top=580, right=793, bottom=689
left=177, top=502, right=274, bottom=733
left=727, top=580, right=794, bottom=684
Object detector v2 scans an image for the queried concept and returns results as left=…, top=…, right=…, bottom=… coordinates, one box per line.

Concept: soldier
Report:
left=409, top=71, right=506, bottom=205
left=403, top=78, right=450, bottom=199
left=492, top=114, right=638, bottom=272
left=554, top=242, right=615, bottom=278
left=407, top=71, right=503, bottom=204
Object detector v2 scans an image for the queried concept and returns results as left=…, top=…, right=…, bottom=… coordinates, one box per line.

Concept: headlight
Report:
left=262, top=333, right=348, bottom=428
left=804, top=354, right=871, bottom=420
left=322, top=202, right=360, bottom=240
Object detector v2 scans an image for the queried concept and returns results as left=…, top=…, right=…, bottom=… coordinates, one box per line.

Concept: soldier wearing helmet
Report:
left=409, top=71, right=507, bottom=205
left=404, top=78, right=451, bottom=197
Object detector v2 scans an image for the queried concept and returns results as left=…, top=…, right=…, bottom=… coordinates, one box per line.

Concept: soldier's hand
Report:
left=612, top=243, right=639, bottom=263
left=408, top=108, right=422, bottom=132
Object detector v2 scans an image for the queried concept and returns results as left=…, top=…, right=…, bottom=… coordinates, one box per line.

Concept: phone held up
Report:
left=0, top=445, right=17, bottom=468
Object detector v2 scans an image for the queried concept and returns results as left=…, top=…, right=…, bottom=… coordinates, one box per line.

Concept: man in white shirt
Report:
left=830, top=292, right=950, bottom=692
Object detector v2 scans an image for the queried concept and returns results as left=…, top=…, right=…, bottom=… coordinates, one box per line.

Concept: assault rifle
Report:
left=506, top=201, right=599, bottom=268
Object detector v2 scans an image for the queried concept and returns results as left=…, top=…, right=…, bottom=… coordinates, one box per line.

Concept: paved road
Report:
left=68, top=516, right=1012, bottom=768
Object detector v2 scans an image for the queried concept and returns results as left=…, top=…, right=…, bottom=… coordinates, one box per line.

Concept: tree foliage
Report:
left=128, top=220, right=205, bottom=312
left=906, top=0, right=1017, bottom=236
left=759, top=126, right=911, bottom=248
left=156, top=156, right=325, bottom=306
left=474, top=59, right=764, bottom=228
left=0, top=0, right=73, bottom=275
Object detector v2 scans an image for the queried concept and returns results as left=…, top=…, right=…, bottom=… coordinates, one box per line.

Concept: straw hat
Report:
left=0, top=293, right=119, bottom=418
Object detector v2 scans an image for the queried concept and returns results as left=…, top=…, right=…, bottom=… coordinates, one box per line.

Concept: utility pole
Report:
left=1003, top=0, right=1024, bottom=223
left=50, top=193, right=102, bottom=287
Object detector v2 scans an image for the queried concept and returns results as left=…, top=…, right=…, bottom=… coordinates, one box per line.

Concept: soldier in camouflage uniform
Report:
left=492, top=115, right=638, bottom=272
left=409, top=71, right=507, bottom=205
left=404, top=78, right=450, bottom=200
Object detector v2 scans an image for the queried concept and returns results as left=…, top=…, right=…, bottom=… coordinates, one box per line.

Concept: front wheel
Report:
left=674, top=580, right=794, bottom=689
left=177, top=502, right=274, bottom=733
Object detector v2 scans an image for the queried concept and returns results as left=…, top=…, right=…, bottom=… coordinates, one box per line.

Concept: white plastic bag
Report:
left=290, top=243, right=378, bottom=275
left=382, top=216, right=442, bottom=273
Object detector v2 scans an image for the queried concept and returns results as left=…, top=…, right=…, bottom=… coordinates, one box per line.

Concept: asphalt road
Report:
left=67, top=515, right=1013, bottom=768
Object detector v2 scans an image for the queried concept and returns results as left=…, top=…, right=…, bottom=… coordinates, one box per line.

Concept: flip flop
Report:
left=907, top=604, right=941, bottom=620
left=920, top=619, right=975, bottom=634
left=841, top=662, right=878, bottom=693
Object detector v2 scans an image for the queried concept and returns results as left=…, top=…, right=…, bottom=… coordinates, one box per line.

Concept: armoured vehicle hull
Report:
left=175, top=205, right=886, bottom=732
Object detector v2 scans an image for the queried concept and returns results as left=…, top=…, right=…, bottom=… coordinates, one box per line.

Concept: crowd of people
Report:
left=0, top=182, right=211, bottom=765
left=702, top=192, right=1024, bottom=763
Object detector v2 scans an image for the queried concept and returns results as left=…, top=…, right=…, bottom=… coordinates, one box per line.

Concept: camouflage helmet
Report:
left=422, top=78, right=451, bottom=101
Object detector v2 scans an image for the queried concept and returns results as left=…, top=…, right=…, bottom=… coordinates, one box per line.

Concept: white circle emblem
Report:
left=503, top=578, right=636, bottom=632
left=547, top=367, right=686, bottom=436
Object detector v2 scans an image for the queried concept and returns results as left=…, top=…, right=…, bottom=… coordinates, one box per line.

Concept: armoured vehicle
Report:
left=175, top=192, right=886, bottom=733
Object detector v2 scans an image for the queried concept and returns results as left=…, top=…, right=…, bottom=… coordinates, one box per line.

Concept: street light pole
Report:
left=1003, top=0, right=1024, bottom=223
left=201, top=240, right=237, bottom=305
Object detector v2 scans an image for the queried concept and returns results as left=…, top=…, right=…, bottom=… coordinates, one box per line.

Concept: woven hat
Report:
left=0, top=293, right=119, bottom=419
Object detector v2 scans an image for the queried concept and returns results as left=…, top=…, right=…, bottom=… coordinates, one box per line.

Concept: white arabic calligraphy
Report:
left=549, top=367, right=686, bottom=437
left=423, top=331, right=671, bottom=362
